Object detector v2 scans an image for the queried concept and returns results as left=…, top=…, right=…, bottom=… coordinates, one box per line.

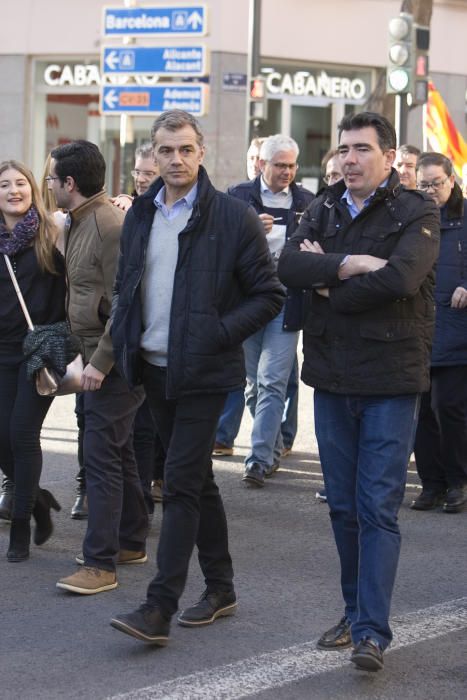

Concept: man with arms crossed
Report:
left=279, top=112, right=439, bottom=671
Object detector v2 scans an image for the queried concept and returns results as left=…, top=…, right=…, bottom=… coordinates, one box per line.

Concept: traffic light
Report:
left=411, top=24, right=430, bottom=105
left=249, top=75, right=268, bottom=120
left=387, top=12, right=413, bottom=94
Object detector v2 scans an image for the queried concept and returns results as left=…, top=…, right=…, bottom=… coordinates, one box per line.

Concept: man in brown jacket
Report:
left=48, top=140, right=148, bottom=594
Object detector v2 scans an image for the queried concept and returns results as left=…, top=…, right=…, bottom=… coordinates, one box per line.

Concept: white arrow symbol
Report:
left=105, top=50, right=119, bottom=71
left=187, top=11, right=203, bottom=30
left=104, top=89, right=119, bottom=109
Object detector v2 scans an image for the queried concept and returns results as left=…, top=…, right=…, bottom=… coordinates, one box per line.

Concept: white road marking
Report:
left=107, top=597, right=467, bottom=700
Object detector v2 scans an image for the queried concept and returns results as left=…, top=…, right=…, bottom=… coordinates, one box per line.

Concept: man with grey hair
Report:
left=109, top=110, right=284, bottom=644
left=228, top=134, right=314, bottom=487
left=132, top=142, right=159, bottom=197
left=395, top=144, right=420, bottom=190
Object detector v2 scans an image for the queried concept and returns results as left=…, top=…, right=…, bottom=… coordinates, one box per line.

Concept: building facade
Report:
left=1, top=0, right=466, bottom=193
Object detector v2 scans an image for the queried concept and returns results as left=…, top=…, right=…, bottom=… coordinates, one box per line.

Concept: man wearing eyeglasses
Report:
left=132, top=143, right=159, bottom=197
left=48, top=140, right=148, bottom=596
left=111, top=143, right=159, bottom=212
left=227, top=135, right=314, bottom=487
left=411, top=152, right=467, bottom=514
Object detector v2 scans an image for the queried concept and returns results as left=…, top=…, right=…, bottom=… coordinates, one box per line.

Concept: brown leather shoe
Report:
left=150, top=479, right=163, bottom=503
left=75, top=550, right=147, bottom=566
left=212, top=442, right=234, bottom=456
left=317, top=616, right=352, bottom=650
left=56, top=567, right=117, bottom=594
left=117, top=549, right=147, bottom=565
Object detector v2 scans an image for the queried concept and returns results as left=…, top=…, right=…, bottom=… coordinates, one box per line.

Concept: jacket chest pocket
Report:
left=358, top=221, right=403, bottom=254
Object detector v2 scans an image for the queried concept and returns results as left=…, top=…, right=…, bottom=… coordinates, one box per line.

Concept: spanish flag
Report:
left=425, top=82, right=467, bottom=178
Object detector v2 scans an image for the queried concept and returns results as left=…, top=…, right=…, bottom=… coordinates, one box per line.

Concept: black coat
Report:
left=111, top=166, right=285, bottom=396
left=278, top=169, right=440, bottom=395
left=0, top=246, right=66, bottom=364
left=228, top=175, right=314, bottom=331
left=432, top=183, right=467, bottom=366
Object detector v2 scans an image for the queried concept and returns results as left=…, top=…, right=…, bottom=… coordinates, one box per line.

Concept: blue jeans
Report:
left=215, top=389, right=244, bottom=448
left=216, top=358, right=299, bottom=449
left=281, top=355, right=299, bottom=449
left=314, top=390, right=420, bottom=650
left=244, top=310, right=298, bottom=472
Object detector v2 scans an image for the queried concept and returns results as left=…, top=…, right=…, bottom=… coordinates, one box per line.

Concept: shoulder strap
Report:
left=3, top=254, right=35, bottom=330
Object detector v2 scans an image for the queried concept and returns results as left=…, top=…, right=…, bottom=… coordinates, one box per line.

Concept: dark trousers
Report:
left=133, top=398, right=166, bottom=515
left=74, top=392, right=85, bottom=482
left=82, top=370, right=148, bottom=571
left=0, top=361, right=53, bottom=519
left=414, top=365, right=467, bottom=491
left=142, top=362, right=233, bottom=618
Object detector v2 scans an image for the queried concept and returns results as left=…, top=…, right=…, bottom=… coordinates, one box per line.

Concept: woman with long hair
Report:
left=0, top=159, right=66, bottom=561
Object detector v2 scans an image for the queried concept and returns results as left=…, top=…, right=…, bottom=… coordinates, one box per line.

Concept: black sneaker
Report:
left=410, top=489, right=445, bottom=510
left=242, top=463, right=265, bottom=488
left=316, top=616, right=352, bottom=650
left=443, top=486, right=466, bottom=513
left=351, top=637, right=384, bottom=671
left=177, top=589, right=237, bottom=627
left=110, top=604, right=170, bottom=645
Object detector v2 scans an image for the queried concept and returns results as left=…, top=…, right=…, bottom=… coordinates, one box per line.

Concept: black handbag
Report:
left=4, top=254, right=83, bottom=396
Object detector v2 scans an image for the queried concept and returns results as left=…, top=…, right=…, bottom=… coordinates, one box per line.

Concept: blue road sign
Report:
left=102, top=46, right=208, bottom=77
left=103, top=5, right=208, bottom=37
left=100, top=84, right=207, bottom=116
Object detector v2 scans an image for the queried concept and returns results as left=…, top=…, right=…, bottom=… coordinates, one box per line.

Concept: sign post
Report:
left=102, top=45, right=208, bottom=77
left=103, top=5, right=208, bottom=37
left=101, top=84, right=207, bottom=116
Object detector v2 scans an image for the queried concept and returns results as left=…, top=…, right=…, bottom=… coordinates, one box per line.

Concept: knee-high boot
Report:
left=7, top=518, right=31, bottom=562
left=0, top=476, right=14, bottom=521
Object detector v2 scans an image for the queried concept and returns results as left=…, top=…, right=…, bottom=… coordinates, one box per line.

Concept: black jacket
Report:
left=0, top=246, right=66, bottom=364
left=432, top=183, right=467, bottom=366
left=228, top=175, right=314, bottom=331
left=278, top=169, right=440, bottom=395
left=111, top=166, right=285, bottom=396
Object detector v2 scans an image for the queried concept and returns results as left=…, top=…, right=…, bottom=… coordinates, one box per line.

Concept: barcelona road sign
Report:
left=102, top=45, right=208, bottom=77
left=100, top=84, right=207, bottom=115
left=103, top=5, right=208, bottom=37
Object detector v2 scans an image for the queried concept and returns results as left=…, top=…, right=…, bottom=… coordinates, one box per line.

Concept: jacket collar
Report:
left=324, top=168, right=402, bottom=208
left=132, top=165, right=215, bottom=221
left=250, top=174, right=307, bottom=207
left=443, top=182, right=465, bottom=220
left=70, top=190, right=108, bottom=224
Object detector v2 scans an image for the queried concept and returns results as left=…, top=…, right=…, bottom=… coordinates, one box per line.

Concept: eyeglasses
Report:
left=45, top=175, right=60, bottom=183
left=270, top=162, right=298, bottom=171
left=417, top=176, right=450, bottom=191
left=131, top=169, right=157, bottom=179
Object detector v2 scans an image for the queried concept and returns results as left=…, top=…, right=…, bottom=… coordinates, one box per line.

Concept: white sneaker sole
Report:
left=56, top=580, right=118, bottom=595
left=177, top=601, right=237, bottom=627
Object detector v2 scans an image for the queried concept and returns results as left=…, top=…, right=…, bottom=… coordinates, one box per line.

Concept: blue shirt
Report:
left=154, top=183, right=198, bottom=221
left=341, top=179, right=389, bottom=219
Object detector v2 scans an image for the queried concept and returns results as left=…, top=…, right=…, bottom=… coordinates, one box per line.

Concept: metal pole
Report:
left=245, top=0, right=262, bottom=150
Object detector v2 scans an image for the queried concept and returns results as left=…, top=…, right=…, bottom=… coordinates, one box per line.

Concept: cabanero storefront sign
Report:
left=265, top=69, right=367, bottom=101
left=43, top=63, right=166, bottom=88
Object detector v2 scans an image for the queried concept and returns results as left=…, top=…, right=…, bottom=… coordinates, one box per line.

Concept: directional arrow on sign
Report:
left=103, top=89, right=119, bottom=109
left=187, top=11, right=203, bottom=30
left=104, top=50, right=119, bottom=71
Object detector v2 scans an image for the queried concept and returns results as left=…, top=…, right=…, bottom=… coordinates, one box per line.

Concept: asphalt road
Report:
left=1, top=380, right=466, bottom=700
